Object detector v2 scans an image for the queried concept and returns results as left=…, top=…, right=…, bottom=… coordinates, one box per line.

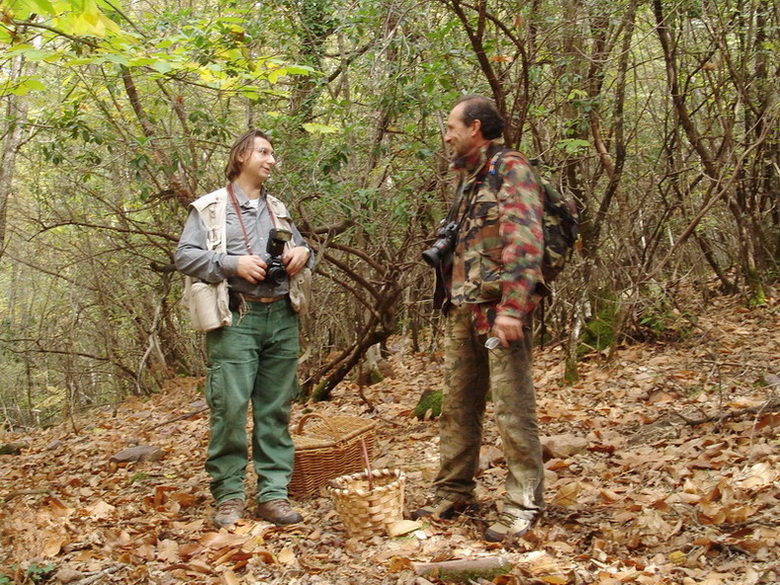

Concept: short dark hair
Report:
left=454, top=95, right=505, bottom=140
left=224, top=129, right=273, bottom=181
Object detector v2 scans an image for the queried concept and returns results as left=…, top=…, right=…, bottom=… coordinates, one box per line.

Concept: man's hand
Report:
left=492, top=315, right=524, bottom=347
left=283, top=246, right=310, bottom=277
left=236, top=255, right=268, bottom=284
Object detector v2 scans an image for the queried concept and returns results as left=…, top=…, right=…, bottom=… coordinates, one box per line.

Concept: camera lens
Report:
left=421, top=247, right=442, bottom=267
left=422, top=238, right=453, bottom=267
left=264, top=258, right=287, bottom=285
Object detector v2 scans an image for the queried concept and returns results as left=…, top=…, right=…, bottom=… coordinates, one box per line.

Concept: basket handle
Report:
left=295, top=412, right=339, bottom=435
left=361, top=438, right=374, bottom=491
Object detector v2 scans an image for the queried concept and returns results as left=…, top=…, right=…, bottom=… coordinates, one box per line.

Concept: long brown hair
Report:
left=224, top=129, right=273, bottom=181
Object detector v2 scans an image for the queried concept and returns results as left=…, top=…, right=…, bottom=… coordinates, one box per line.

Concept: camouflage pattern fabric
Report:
left=537, top=179, right=578, bottom=284
left=485, top=151, right=579, bottom=297
left=432, top=306, right=545, bottom=512
left=429, top=143, right=546, bottom=514
left=449, top=144, right=544, bottom=333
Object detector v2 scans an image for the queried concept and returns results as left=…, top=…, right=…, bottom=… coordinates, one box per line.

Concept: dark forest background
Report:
left=1, top=0, right=778, bottom=428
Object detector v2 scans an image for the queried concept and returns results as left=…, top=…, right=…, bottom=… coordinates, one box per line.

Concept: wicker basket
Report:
left=328, top=469, right=406, bottom=538
left=288, top=413, right=376, bottom=500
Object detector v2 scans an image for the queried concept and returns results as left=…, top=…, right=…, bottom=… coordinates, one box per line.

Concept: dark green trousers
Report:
left=204, top=298, right=299, bottom=505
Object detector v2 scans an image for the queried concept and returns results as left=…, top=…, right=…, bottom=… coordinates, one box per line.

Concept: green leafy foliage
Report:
left=0, top=4, right=314, bottom=98
left=637, top=305, right=696, bottom=340
left=0, top=563, right=55, bottom=585
left=1, top=0, right=778, bottom=421
left=413, top=389, right=442, bottom=420
left=579, top=295, right=620, bottom=355
left=25, top=563, right=55, bottom=583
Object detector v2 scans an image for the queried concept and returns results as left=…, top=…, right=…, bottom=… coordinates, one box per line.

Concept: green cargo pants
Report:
left=204, top=298, right=299, bottom=506
left=433, top=305, right=545, bottom=513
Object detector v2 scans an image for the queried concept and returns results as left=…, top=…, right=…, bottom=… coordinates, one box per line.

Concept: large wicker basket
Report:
left=288, top=413, right=376, bottom=500
left=328, top=469, right=406, bottom=538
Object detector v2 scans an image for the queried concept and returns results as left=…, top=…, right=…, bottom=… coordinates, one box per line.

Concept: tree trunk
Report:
left=0, top=56, right=34, bottom=259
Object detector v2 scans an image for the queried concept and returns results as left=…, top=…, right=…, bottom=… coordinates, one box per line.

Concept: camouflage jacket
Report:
left=449, top=143, right=544, bottom=332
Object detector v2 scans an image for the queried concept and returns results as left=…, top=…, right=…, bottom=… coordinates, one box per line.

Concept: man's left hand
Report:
left=283, top=246, right=310, bottom=276
left=492, top=315, right=524, bottom=347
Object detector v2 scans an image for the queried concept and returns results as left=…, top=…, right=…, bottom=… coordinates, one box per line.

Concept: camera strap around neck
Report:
left=227, top=183, right=254, bottom=255
left=446, top=178, right=465, bottom=223
left=447, top=176, right=478, bottom=233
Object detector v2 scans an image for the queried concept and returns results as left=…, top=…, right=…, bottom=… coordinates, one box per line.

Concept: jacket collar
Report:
left=451, top=142, right=500, bottom=183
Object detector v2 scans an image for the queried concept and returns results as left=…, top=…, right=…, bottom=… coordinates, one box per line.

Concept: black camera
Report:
left=421, top=220, right=459, bottom=268
left=266, top=227, right=292, bottom=285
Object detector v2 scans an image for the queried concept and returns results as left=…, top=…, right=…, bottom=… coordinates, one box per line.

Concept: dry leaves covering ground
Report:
left=1, top=294, right=778, bottom=585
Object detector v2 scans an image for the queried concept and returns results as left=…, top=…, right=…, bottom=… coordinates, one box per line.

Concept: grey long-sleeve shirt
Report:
left=174, top=183, right=312, bottom=298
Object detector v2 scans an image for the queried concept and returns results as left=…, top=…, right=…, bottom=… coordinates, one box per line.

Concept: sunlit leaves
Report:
left=2, top=45, right=55, bottom=61
left=4, top=0, right=122, bottom=36
left=3, top=74, right=44, bottom=94
left=556, top=138, right=591, bottom=156
left=4, top=0, right=56, bottom=20
left=54, top=0, right=122, bottom=37
left=302, top=122, right=339, bottom=134
left=0, top=3, right=315, bottom=98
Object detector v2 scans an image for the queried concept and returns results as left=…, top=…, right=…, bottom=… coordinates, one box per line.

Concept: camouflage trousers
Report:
left=432, top=305, right=545, bottom=512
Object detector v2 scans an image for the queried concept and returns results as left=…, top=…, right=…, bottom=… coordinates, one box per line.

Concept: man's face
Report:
left=444, top=102, right=479, bottom=161
left=238, top=137, right=276, bottom=184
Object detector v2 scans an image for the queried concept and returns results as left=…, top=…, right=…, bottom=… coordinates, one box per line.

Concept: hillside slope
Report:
left=1, top=294, right=778, bottom=585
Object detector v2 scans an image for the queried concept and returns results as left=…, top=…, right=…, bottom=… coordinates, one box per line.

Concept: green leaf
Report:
left=103, top=53, right=130, bottom=66
left=9, top=76, right=46, bottom=95
left=302, top=123, right=340, bottom=134
left=284, top=65, right=317, bottom=76
left=24, top=78, right=45, bottom=90
left=4, top=45, right=53, bottom=61
left=63, top=57, right=97, bottom=66
left=267, top=68, right=281, bottom=84
left=238, top=86, right=262, bottom=99
left=567, top=88, right=589, bottom=101
left=151, top=60, right=173, bottom=74
left=127, top=57, right=157, bottom=67
left=557, top=138, right=591, bottom=155
left=13, top=0, right=56, bottom=17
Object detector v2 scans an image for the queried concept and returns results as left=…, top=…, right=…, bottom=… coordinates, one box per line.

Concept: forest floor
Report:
left=1, top=292, right=778, bottom=585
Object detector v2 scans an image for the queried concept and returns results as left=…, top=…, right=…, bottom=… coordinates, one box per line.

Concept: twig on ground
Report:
left=3, top=488, right=55, bottom=502
left=674, top=397, right=780, bottom=426
left=375, top=415, right=405, bottom=428
left=146, top=406, right=208, bottom=430
left=75, top=565, right=125, bottom=585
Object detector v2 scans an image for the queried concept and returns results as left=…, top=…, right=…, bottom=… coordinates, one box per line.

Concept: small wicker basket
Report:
left=328, top=468, right=406, bottom=538
left=288, top=413, right=376, bottom=500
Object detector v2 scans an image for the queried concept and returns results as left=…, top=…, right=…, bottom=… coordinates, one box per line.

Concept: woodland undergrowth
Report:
left=1, top=293, right=778, bottom=585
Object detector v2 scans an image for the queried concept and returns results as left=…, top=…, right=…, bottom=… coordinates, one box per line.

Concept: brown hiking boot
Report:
left=411, top=495, right=477, bottom=520
left=256, top=499, right=303, bottom=526
left=213, top=498, right=245, bottom=527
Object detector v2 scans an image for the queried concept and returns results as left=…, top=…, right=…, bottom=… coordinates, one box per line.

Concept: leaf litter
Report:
left=1, top=294, right=778, bottom=584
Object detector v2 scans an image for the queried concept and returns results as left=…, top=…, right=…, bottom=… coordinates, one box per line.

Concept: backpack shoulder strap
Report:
left=484, top=147, right=504, bottom=193
left=485, top=147, right=537, bottom=196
